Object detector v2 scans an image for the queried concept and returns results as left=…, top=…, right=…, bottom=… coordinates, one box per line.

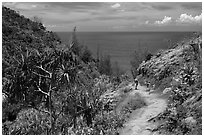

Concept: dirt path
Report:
left=119, top=84, right=167, bottom=135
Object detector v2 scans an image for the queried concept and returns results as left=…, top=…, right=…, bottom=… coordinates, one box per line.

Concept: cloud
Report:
left=149, top=2, right=201, bottom=11
left=141, top=2, right=175, bottom=11
left=151, top=4, right=173, bottom=11
left=181, top=3, right=202, bottom=10
left=154, top=16, right=172, bottom=25
left=31, top=5, right=37, bottom=8
left=145, top=20, right=149, bottom=24
left=111, top=3, right=121, bottom=9
left=176, top=13, right=202, bottom=24
left=3, top=2, right=44, bottom=11
left=3, top=2, right=105, bottom=12
left=3, top=2, right=17, bottom=7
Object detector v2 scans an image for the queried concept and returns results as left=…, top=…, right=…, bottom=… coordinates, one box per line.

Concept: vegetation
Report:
left=120, top=92, right=147, bottom=114
left=98, top=53, right=125, bottom=81
left=98, top=54, right=112, bottom=76
left=2, top=6, right=201, bottom=135
left=130, top=45, right=152, bottom=78
left=1, top=6, right=129, bottom=135
left=136, top=35, right=202, bottom=135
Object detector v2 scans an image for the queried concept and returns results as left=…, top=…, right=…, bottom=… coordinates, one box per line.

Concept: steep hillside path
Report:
left=119, top=84, right=167, bottom=135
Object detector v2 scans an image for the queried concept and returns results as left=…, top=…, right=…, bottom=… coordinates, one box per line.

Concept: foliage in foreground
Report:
left=136, top=35, right=202, bottom=135
left=2, top=6, right=131, bottom=135
left=157, top=62, right=202, bottom=135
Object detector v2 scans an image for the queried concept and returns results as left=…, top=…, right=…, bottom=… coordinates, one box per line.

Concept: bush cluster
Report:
left=135, top=35, right=202, bottom=135
left=2, top=6, right=131, bottom=135
left=157, top=62, right=202, bottom=135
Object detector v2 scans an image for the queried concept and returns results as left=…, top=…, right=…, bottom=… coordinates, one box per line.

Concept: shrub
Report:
left=145, top=53, right=153, bottom=62
left=156, top=62, right=202, bottom=135
left=98, top=54, right=112, bottom=76
left=130, top=46, right=152, bottom=78
left=121, top=93, right=146, bottom=112
left=2, top=6, right=146, bottom=135
left=91, top=111, right=126, bottom=135
left=81, top=46, right=93, bottom=63
left=5, top=108, right=50, bottom=135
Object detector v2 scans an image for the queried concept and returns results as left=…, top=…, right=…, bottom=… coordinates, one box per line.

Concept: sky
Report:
left=2, top=2, right=202, bottom=32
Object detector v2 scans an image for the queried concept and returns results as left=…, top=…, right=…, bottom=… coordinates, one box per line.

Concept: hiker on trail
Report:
left=146, top=81, right=150, bottom=88
left=134, top=78, right=139, bottom=90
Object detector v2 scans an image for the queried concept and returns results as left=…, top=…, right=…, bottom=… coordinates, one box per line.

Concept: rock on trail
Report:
left=120, top=84, right=167, bottom=135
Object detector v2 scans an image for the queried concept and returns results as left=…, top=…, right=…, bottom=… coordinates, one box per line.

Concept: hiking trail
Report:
left=119, top=83, right=167, bottom=135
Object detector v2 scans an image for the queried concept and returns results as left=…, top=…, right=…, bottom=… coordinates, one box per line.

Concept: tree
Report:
left=98, top=54, right=112, bottom=76
left=145, top=53, right=153, bottom=62
left=2, top=7, right=125, bottom=135
left=96, top=44, right=100, bottom=68
left=130, top=41, right=151, bottom=78
left=81, top=46, right=93, bottom=63
left=69, top=27, right=82, bottom=55
left=33, top=16, right=42, bottom=24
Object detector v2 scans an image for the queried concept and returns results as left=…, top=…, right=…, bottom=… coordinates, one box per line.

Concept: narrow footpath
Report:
left=119, top=84, right=167, bottom=135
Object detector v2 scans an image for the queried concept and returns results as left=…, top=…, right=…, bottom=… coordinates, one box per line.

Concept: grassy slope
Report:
left=2, top=6, right=146, bottom=135
left=137, top=34, right=202, bottom=134
left=2, top=6, right=98, bottom=134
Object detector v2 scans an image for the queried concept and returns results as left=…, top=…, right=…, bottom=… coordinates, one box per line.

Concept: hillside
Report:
left=136, top=35, right=202, bottom=134
left=2, top=6, right=202, bottom=135
left=2, top=6, right=108, bottom=135
left=2, top=6, right=141, bottom=135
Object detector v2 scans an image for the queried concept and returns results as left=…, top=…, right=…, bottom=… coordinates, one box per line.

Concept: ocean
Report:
left=56, top=31, right=195, bottom=75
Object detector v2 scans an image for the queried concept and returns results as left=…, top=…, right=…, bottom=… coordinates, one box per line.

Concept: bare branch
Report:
left=51, top=86, right=57, bottom=91
left=32, top=71, right=51, bottom=79
left=77, top=105, right=83, bottom=109
left=76, top=108, right=90, bottom=116
left=38, top=76, right=41, bottom=85
left=61, top=64, right=65, bottom=70
left=35, top=87, right=50, bottom=96
left=69, top=42, right=74, bottom=49
left=64, top=73, right=70, bottom=83
left=36, top=65, right=52, bottom=78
